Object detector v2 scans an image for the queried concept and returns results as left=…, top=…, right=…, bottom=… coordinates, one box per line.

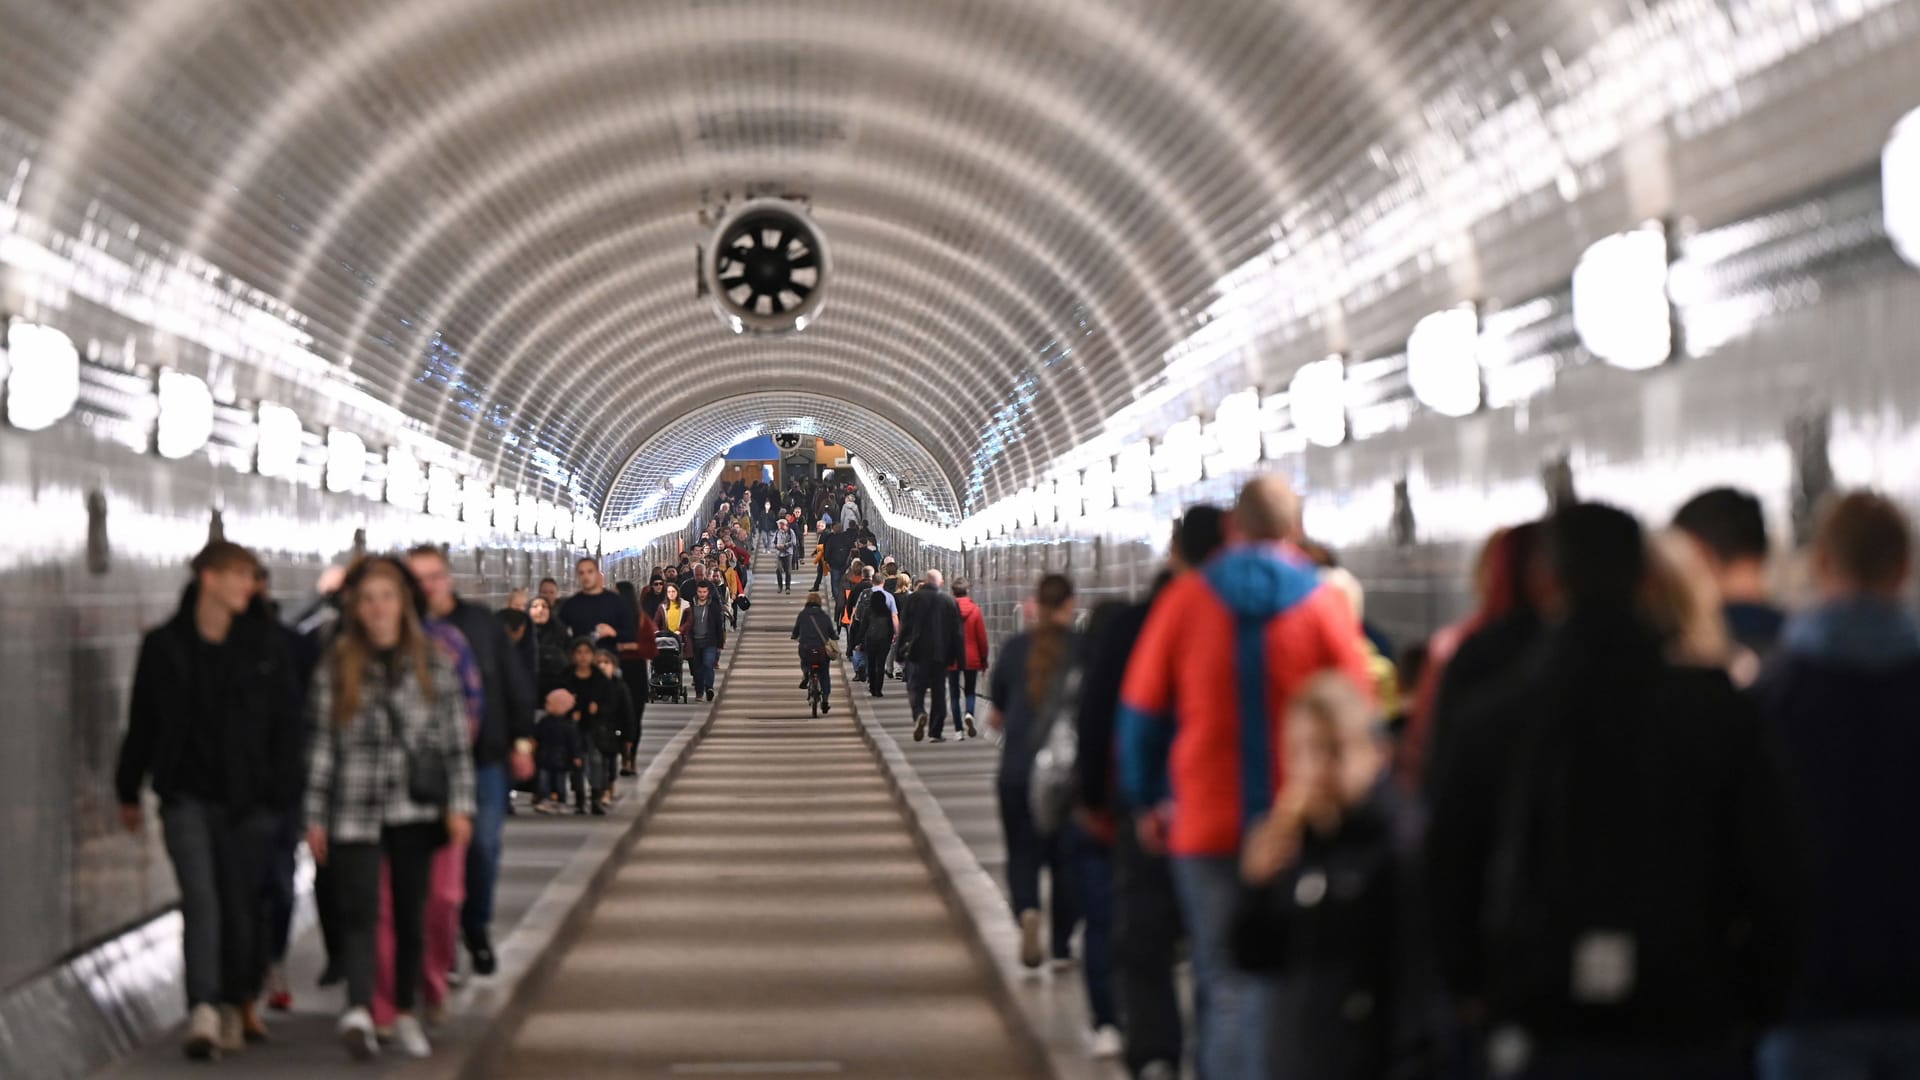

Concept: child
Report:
left=563, top=639, right=612, bottom=816
left=1234, top=673, right=1435, bottom=1080
left=534, top=689, right=582, bottom=814
left=593, top=649, right=635, bottom=808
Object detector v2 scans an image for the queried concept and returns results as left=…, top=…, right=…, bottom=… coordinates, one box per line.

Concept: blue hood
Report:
left=1201, top=544, right=1322, bottom=621
left=1783, top=597, right=1920, bottom=669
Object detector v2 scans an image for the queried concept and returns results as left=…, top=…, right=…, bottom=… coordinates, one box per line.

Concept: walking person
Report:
left=304, top=556, right=476, bottom=1061
left=116, top=541, right=300, bottom=1060
left=405, top=546, right=534, bottom=980
left=948, top=579, right=989, bottom=737
left=772, top=518, right=798, bottom=593
left=904, top=570, right=966, bottom=742
left=854, top=573, right=901, bottom=698
left=987, top=575, right=1084, bottom=974
left=686, top=581, right=727, bottom=702
left=611, top=581, right=656, bottom=777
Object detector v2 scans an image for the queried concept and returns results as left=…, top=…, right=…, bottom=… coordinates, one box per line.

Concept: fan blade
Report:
left=789, top=251, right=818, bottom=269
left=771, top=290, right=791, bottom=314
left=788, top=280, right=813, bottom=298
left=773, top=228, right=791, bottom=256
left=719, top=275, right=748, bottom=289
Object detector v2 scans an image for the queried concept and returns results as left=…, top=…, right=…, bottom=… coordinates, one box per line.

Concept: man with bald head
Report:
left=1117, top=473, right=1372, bottom=1079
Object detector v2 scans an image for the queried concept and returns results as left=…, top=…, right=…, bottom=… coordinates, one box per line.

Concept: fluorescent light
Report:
left=1054, top=472, right=1083, bottom=521
left=516, top=491, right=538, bottom=534
left=255, top=403, right=304, bottom=479
left=1289, top=356, right=1347, bottom=448
left=493, top=484, right=518, bottom=529
left=1573, top=225, right=1672, bottom=370
left=1082, top=456, right=1115, bottom=512
left=427, top=465, right=461, bottom=519
left=1407, top=306, right=1482, bottom=418
left=4, top=320, right=80, bottom=431
left=1211, top=390, right=1262, bottom=468
left=461, top=473, right=490, bottom=524
left=1156, top=418, right=1204, bottom=489
left=155, top=369, right=213, bottom=460
left=1887, top=107, right=1920, bottom=268
left=1115, top=440, right=1153, bottom=504
left=325, top=429, right=366, bottom=494
left=386, top=445, right=422, bottom=510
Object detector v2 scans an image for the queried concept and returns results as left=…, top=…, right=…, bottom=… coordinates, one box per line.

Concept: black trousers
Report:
left=776, top=553, right=793, bottom=591
left=865, top=635, right=893, bottom=695
left=1113, top=806, right=1186, bottom=1074
left=331, top=822, right=442, bottom=1012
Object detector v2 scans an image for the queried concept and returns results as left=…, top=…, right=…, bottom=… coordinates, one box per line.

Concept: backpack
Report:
left=1027, top=650, right=1086, bottom=838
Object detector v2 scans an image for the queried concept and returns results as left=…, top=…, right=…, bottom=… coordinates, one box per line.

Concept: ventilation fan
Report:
left=774, top=433, right=805, bottom=450
left=702, top=199, right=830, bottom=334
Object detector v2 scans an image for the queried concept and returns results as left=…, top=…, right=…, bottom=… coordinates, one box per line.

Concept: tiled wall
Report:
left=0, top=423, right=577, bottom=993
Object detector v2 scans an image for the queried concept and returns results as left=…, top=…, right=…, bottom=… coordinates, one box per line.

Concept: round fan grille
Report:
left=704, top=199, right=830, bottom=334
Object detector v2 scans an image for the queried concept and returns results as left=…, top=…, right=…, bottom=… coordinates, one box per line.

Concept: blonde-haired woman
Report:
left=1646, top=530, right=1746, bottom=681
left=305, top=557, right=475, bottom=1061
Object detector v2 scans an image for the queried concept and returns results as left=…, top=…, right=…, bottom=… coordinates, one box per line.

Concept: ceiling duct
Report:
left=702, top=199, right=830, bottom=334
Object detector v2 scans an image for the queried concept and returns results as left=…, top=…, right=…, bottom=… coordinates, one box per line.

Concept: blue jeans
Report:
left=1760, top=1021, right=1920, bottom=1080
left=948, top=668, right=979, bottom=724
left=690, top=645, right=719, bottom=695
left=462, top=763, right=508, bottom=945
left=1172, top=855, right=1279, bottom=1080
left=1066, top=821, right=1118, bottom=1030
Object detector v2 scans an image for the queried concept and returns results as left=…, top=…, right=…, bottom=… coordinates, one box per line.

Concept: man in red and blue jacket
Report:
left=1119, top=475, right=1372, bottom=1080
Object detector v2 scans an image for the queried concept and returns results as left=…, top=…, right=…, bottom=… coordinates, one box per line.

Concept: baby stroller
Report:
left=650, top=633, right=687, bottom=704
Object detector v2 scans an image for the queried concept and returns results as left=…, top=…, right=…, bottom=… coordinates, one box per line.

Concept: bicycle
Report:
left=806, top=664, right=824, bottom=717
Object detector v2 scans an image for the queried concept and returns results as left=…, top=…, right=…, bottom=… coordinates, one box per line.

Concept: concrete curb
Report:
left=444, top=618, right=754, bottom=1080
left=842, top=668, right=1067, bottom=1080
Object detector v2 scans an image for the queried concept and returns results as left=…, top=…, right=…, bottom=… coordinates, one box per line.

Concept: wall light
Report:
left=155, top=369, right=214, bottom=460
left=427, top=464, right=461, bottom=519
left=1156, top=418, right=1205, bottom=490
left=256, top=403, right=304, bottom=479
left=1407, top=305, right=1482, bottom=418
left=4, top=319, right=81, bottom=431
left=461, top=474, right=491, bottom=524
left=1289, top=355, right=1347, bottom=448
left=1115, top=440, right=1153, bottom=504
left=1212, top=390, right=1264, bottom=469
left=1082, top=456, right=1116, bottom=512
left=1573, top=225, right=1672, bottom=370
left=1888, top=106, right=1920, bottom=268
left=325, top=429, right=366, bottom=494
left=1054, top=471, right=1083, bottom=521
left=493, top=485, right=518, bottom=530
left=386, top=445, right=423, bottom=510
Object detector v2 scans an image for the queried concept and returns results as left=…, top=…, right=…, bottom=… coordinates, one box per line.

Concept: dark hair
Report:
left=1173, top=505, right=1227, bottom=566
left=1815, top=490, right=1913, bottom=591
left=951, top=578, right=969, bottom=598
left=497, top=608, right=530, bottom=634
left=1545, top=503, right=1646, bottom=612
left=191, top=540, right=260, bottom=576
left=539, top=577, right=559, bottom=588
left=571, top=637, right=596, bottom=654
left=404, top=543, right=448, bottom=564
left=1672, top=488, right=1769, bottom=563
left=576, top=555, right=599, bottom=570
left=1026, top=574, right=1077, bottom=708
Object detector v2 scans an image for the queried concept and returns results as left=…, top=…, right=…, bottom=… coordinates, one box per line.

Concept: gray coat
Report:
left=304, top=649, right=477, bottom=843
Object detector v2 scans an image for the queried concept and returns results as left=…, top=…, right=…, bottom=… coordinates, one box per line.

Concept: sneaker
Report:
left=183, top=1004, right=221, bottom=1060
left=1089, top=1025, right=1124, bottom=1059
left=914, top=715, right=928, bottom=742
left=1018, top=910, right=1043, bottom=969
left=964, top=713, right=978, bottom=738
left=217, top=1005, right=246, bottom=1053
left=930, top=735, right=946, bottom=742
left=798, top=677, right=810, bottom=689
left=391, top=1014, right=432, bottom=1059
left=706, top=689, right=716, bottom=702
left=574, top=805, right=587, bottom=816
left=266, top=989, right=293, bottom=1012
left=821, top=702, right=831, bottom=714
left=337, top=1007, right=378, bottom=1061
left=467, top=933, right=498, bottom=977
left=590, top=803, right=606, bottom=816
left=242, top=1001, right=269, bottom=1043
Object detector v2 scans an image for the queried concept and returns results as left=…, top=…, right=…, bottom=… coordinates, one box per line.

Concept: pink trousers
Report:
left=371, top=839, right=467, bottom=1026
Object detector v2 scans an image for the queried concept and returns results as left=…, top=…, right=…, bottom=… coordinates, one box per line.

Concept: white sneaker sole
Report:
left=341, top=1024, right=377, bottom=1061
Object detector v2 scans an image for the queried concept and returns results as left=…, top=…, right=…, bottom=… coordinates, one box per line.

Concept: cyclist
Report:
left=791, top=590, right=839, bottom=715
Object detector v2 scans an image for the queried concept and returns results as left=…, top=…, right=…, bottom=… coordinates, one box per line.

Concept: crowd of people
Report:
left=957, top=474, right=1920, bottom=1080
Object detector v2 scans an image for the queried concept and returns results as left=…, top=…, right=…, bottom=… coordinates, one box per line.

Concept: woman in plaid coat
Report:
left=304, top=557, right=475, bottom=1061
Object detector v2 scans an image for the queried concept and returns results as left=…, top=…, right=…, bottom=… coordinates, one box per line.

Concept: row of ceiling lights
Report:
left=959, top=106, right=1920, bottom=548
left=0, top=316, right=604, bottom=549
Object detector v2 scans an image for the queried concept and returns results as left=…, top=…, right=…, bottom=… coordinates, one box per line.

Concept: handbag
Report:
left=386, top=702, right=450, bottom=809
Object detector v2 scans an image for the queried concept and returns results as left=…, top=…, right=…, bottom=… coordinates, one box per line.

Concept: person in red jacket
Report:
left=1118, top=474, right=1373, bottom=1080
left=948, top=579, right=990, bottom=737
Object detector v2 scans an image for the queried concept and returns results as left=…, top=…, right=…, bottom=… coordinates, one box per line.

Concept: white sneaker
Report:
left=182, top=1003, right=221, bottom=1060
left=1088, top=1025, right=1124, bottom=1059
left=337, top=1006, right=378, bottom=1061
left=391, top=1014, right=432, bottom=1059
left=216, top=1005, right=245, bottom=1053
left=1018, top=909, right=1043, bottom=969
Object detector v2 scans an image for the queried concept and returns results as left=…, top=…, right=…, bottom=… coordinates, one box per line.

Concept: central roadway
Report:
left=488, top=547, right=1042, bottom=1079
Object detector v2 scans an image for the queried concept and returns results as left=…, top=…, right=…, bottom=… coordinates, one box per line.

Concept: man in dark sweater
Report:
left=558, top=556, right=638, bottom=648
left=1754, top=491, right=1920, bottom=1078
left=406, top=546, right=535, bottom=977
left=116, top=542, right=299, bottom=1059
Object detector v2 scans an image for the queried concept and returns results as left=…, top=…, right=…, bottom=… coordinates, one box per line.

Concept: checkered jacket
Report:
left=304, top=648, right=477, bottom=843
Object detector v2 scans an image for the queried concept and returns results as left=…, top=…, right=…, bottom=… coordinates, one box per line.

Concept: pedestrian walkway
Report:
left=104, top=691, right=714, bottom=1078
left=849, top=675, right=1130, bottom=1080
left=486, top=568, right=1043, bottom=1079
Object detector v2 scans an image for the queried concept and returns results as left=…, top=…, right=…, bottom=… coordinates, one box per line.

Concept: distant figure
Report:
left=1673, top=487, right=1785, bottom=659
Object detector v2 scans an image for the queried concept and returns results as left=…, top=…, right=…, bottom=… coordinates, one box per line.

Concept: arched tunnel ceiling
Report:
left=0, top=0, right=1906, bottom=525
left=603, top=392, right=962, bottom=528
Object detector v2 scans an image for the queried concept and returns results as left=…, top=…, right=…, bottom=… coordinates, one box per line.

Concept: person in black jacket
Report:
left=791, top=593, right=839, bottom=713
left=594, top=649, right=638, bottom=796
left=1236, top=673, right=1436, bottom=1080
left=1426, top=504, right=1802, bottom=1080
left=116, top=541, right=300, bottom=1060
left=527, top=597, right=571, bottom=694
left=685, top=581, right=728, bottom=702
left=1754, top=491, right=1920, bottom=1079
left=903, top=570, right=965, bottom=742
left=405, top=546, right=535, bottom=977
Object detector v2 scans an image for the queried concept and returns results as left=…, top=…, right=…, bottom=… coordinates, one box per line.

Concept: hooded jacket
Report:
left=1118, top=543, right=1372, bottom=858
left=116, top=584, right=302, bottom=814
left=955, top=596, right=990, bottom=672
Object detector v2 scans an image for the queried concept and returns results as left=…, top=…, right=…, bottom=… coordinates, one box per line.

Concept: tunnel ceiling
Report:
left=0, top=0, right=1907, bottom=527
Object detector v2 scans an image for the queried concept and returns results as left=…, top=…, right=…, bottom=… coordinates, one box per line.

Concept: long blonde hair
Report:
left=330, top=557, right=438, bottom=729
